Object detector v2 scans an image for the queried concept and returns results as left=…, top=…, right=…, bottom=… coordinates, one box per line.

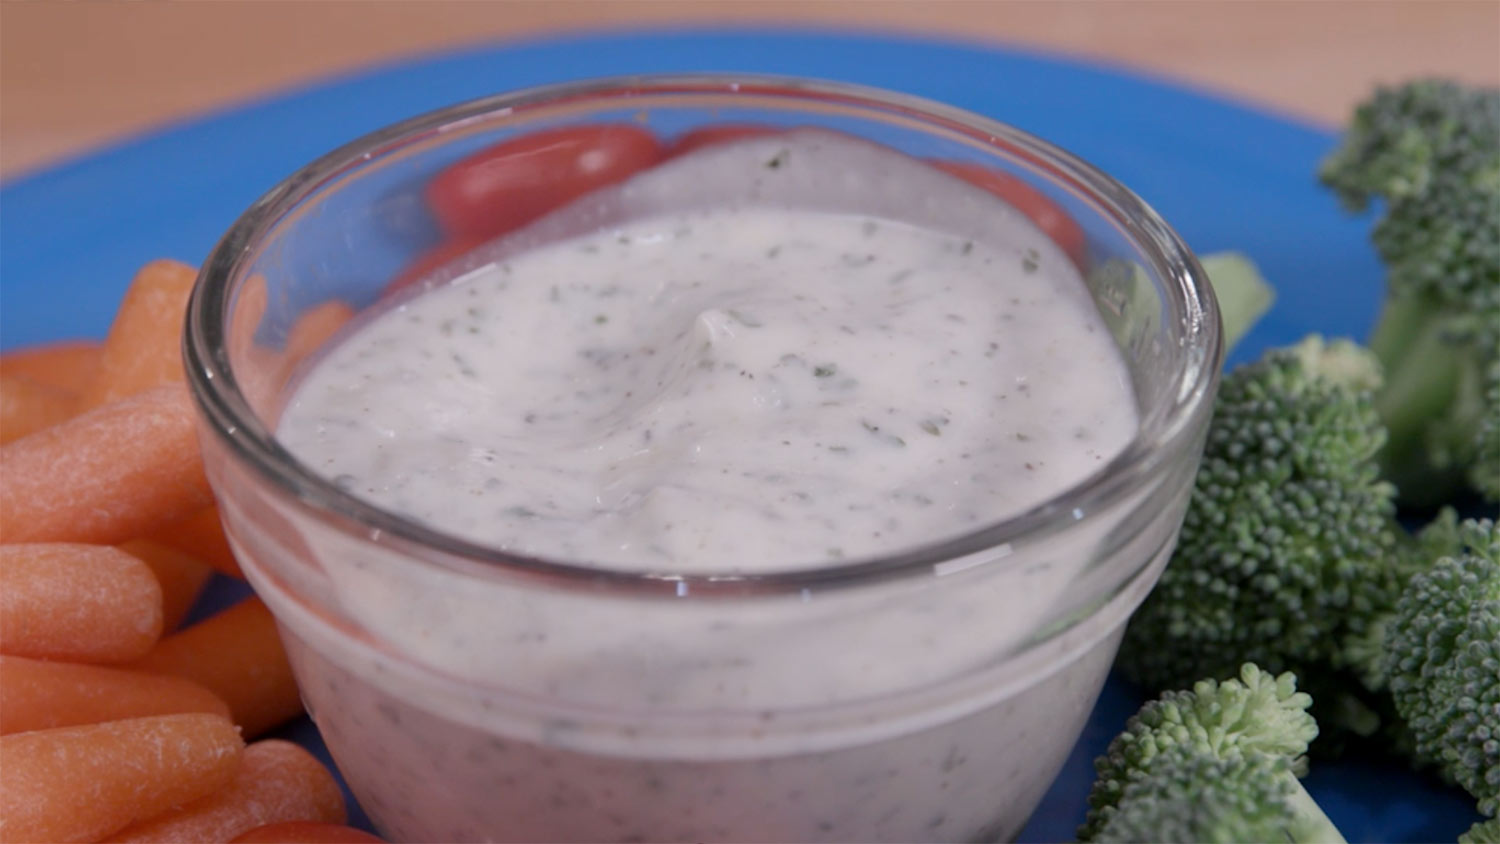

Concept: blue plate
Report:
left=0, top=27, right=1480, bottom=843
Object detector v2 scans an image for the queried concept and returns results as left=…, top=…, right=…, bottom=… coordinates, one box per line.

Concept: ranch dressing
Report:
left=279, top=208, right=1134, bottom=571
left=265, top=130, right=1152, bottom=843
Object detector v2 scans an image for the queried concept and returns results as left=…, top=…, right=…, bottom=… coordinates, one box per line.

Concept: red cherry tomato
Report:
left=384, top=235, right=487, bottom=295
left=929, top=159, right=1089, bottom=268
left=425, top=124, right=665, bottom=240
left=666, top=124, right=784, bottom=158
left=231, top=821, right=386, bottom=843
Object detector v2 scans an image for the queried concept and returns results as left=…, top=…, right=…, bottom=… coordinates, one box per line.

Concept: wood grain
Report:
left=1, top=1, right=1497, bottom=178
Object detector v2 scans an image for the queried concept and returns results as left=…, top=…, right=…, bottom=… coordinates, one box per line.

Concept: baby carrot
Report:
left=0, top=543, right=163, bottom=663
left=0, top=655, right=230, bottom=735
left=132, top=597, right=301, bottom=737
left=148, top=505, right=243, bottom=579
left=81, top=259, right=198, bottom=409
left=107, top=739, right=345, bottom=843
left=283, top=301, right=355, bottom=373
left=229, top=274, right=281, bottom=409
left=232, top=822, right=384, bottom=843
left=0, top=383, right=214, bottom=545
left=118, top=540, right=215, bottom=632
left=0, top=374, right=78, bottom=444
left=231, top=274, right=269, bottom=361
left=0, top=713, right=243, bottom=844
left=0, top=340, right=102, bottom=393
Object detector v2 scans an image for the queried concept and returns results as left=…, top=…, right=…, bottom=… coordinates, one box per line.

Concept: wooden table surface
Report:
left=1, top=1, right=1497, bottom=179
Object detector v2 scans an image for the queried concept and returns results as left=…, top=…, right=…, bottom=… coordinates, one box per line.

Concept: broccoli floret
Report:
left=1078, top=664, right=1342, bottom=843
left=1383, top=518, right=1500, bottom=816
left=1319, top=79, right=1500, bottom=505
left=1321, top=79, right=1500, bottom=210
left=1089, top=746, right=1334, bottom=844
left=1342, top=509, right=1469, bottom=693
left=1464, top=817, right=1500, bottom=844
left=1116, top=336, right=1401, bottom=696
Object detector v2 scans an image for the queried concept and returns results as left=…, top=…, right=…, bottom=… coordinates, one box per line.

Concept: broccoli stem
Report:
left=1368, top=295, right=1467, bottom=503
left=1284, top=779, right=1349, bottom=843
left=1200, top=251, right=1276, bottom=354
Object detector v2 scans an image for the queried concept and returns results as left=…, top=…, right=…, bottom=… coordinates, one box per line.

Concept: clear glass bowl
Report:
left=184, top=74, right=1222, bottom=843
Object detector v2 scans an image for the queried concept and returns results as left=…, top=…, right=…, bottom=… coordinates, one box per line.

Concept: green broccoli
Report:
left=1116, top=336, right=1402, bottom=702
left=1089, top=746, right=1333, bottom=844
left=1383, top=518, right=1499, bottom=816
left=1199, top=251, right=1275, bottom=352
left=1318, top=79, right=1500, bottom=505
left=1341, top=509, right=1470, bottom=694
left=1078, top=664, right=1343, bottom=843
left=1472, top=351, right=1500, bottom=501
left=1463, top=817, right=1500, bottom=844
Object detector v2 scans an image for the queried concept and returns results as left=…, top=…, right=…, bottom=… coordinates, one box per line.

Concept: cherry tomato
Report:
left=929, top=159, right=1089, bottom=268
left=666, top=124, right=784, bottom=158
left=230, top=821, right=385, bottom=843
left=384, top=235, right=487, bottom=295
left=425, top=124, right=665, bottom=240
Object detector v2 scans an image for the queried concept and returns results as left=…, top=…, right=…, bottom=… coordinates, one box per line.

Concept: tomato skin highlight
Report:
left=230, top=821, right=386, bottom=843
left=666, top=124, right=784, bottom=157
left=928, top=160, right=1089, bottom=267
left=425, top=125, right=665, bottom=240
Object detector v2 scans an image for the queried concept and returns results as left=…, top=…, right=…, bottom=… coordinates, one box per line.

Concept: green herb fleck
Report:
left=1022, top=248, right=1040, bottom=273
left=450, top=352, right=478, bottom=379
left=861, top=419, right=906, bottom=447
left=813, top=364, right=838, bottom=378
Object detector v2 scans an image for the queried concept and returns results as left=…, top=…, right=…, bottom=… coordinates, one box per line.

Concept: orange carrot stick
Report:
left=284, top=301, right=355, bottom=372
left=0, top=543, right=163, bottom=663
left=107, top=739, right=345, bottom=843
left=118, top=540, right=215, bottom=632
left=0, top=655, right=230, bottom=735
left=232, top=822, right=384, bottom=843
left=147, top=506, right=243, bottom=579
left=0, top=713, right=243, bottom=844
left=0, top=374, right=79, bottom=444
left=131, top=598, right=301, bottom=738
left=229, top=274, right=282, bottom=409
left=0, top=340, right=102, bottom=393
left=81, top=259, right=198, bottom=409
left=0, top=383, right=214, bottom=545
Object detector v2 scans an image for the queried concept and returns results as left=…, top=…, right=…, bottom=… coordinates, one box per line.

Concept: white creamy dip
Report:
left=259, top=130, right=1159, bottom=843
left=279, top=211, right=1134, bottom=571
